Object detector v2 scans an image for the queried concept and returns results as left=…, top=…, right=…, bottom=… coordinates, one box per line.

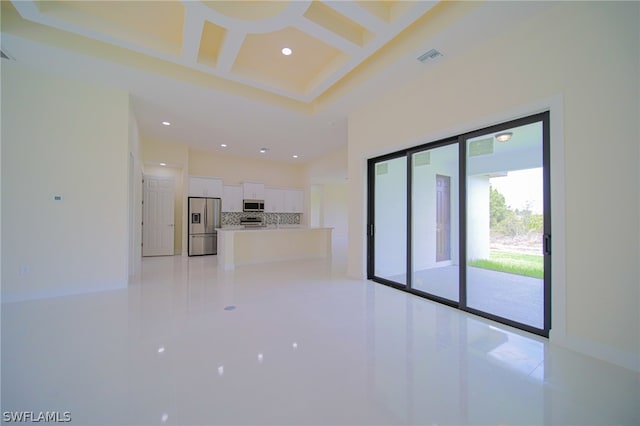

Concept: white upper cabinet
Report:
left=189, top=177, right=223, bottom=198
left=222, top=185, right=243, bottom=212
left=265, top=188, right=284, bottom=213
left=264, top=188, right=303, bottom=213
left=284, top=189, right=304, bottom=213
left=242, top=182, right=265, bottom=200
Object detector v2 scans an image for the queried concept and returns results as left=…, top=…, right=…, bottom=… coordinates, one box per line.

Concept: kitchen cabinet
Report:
left=222, top=185, right=243, bottom=212
left=242, top=182, right=265, bottom=200
left=264, top=188, right=303, bottom=213
left=284, top=189, right=304, bottom=213
left=265, top=188, right=284, bottom=213
left=189, top=177, right=223, bottom=198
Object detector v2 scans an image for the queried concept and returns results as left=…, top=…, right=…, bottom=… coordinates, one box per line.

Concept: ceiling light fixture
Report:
left=161, top=121, right=171, bottom=126
left=495, top=131, right=513, bottom=143
left=281, top=47, right=292, bottom=56
left=259, top=148, right=269, bottom=154
left=292, top=155, right=298, bottom=159
left=220, top=144, right=227, bottom=148
left=159, top=162, right=167, bottom=166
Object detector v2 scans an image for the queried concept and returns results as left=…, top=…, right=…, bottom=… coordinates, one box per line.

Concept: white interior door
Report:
left=143, top=175, right=175, bottom=256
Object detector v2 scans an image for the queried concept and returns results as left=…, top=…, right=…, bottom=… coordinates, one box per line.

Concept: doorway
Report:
left=367, top=112, right=550, bottom=336
left=142, top=175, right=175, bottom=257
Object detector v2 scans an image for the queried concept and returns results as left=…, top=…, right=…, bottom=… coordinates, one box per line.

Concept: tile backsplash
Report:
left=222, top=212, right=301, bottom=226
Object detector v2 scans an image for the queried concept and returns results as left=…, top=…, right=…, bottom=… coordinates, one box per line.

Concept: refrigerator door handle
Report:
left=204, top=200, right=208, bottom=230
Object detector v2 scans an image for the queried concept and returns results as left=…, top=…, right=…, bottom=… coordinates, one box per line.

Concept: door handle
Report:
left=544, top=234, right=551, bottom=255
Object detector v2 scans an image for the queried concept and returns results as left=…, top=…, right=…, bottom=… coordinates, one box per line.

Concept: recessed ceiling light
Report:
left=259, top=148, right=269, bottom=154
left=220, top=144, right=227, bottom=148
left=161, top=121, right=171, bottom=126
left=292, top=155, right=298, bottom=159
left=159, top=162, right=167, bottom=166
left=281, top=47, right=292, bottom=56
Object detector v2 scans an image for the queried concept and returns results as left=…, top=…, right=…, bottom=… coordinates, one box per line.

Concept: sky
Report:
left=490, top=168, right=543, bottom=214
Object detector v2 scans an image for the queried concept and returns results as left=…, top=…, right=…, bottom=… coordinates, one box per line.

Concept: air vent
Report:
left=469, top=138, right=494, bottom=157
left=417, top=49, right=443, bottom=63
left=414, top=152, right=431, bottom=166
left=1, top=49, right=14, bottom=61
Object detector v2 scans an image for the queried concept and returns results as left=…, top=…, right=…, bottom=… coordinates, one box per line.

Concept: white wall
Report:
left=466, top=176, right=490, bottom=261
left=347, top=2, right=639, bottom=370
left=1, top=63, right=130, bottom=302
left=321, top=183, right=348, bottom=266
left=128, top=107, right=143, bottom=280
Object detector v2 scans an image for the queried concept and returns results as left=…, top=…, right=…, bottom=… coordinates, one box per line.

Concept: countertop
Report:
left=218, top=225, right=332, bottom=232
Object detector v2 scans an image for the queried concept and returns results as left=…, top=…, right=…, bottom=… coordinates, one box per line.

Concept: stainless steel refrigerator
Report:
left=188, top=197, right=221, bottom=256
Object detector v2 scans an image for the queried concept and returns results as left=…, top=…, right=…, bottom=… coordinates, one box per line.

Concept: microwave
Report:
left=243, top=199, right=264, bottom=212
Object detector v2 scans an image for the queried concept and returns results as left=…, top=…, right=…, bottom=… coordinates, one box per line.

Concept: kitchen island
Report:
left=217, top=226, right=332, bottom=270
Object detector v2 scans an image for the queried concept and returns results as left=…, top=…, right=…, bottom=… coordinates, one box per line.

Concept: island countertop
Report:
left=218, top=225, right=331, bottom=232
left=218, top=226, right=332, bottom=270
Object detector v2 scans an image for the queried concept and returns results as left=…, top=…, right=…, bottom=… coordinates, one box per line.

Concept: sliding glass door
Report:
left=463, top=116, right=550, bottom=332
left=369, top=155, right=407, bottom=286
left=410, top=142, right=459, bottom=302
left=368, top=113, right=550, bottom=336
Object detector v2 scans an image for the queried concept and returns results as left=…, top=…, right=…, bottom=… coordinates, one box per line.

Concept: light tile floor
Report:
left=2, top=256, right=638, bottom=425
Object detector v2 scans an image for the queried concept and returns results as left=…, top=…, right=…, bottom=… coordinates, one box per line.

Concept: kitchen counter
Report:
left=218, top=226, right=332, bottom=270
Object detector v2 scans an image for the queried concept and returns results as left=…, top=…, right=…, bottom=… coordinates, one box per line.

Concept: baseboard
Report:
left=551, top=331, right=640, bottom=373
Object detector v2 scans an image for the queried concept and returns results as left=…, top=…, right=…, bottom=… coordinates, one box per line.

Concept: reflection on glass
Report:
left=374, top=157, right=407, bottom=284
left=466, top=121, right=544, bottom=329
left=411, top=144, right=459, bottom=301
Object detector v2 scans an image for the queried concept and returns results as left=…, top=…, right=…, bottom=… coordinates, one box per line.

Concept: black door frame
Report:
left=367, top=112, right=551, bottom=337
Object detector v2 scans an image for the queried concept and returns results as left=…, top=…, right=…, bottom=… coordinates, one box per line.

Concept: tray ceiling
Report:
left=6, top=1, right=439, bottom=107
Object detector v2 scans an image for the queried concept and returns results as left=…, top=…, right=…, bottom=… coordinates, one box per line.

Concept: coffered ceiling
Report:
left=1, top=1, right=553, bottom=166
left=4, top=0, right=437, bottom=107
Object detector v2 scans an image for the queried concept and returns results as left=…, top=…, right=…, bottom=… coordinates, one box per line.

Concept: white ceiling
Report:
left=1, top=1, right=555, bottom=165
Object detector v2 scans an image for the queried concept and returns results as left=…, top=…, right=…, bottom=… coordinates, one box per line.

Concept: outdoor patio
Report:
left=403, top=265, right=544, bottom=329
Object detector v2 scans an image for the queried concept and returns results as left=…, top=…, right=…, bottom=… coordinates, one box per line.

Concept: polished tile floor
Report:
left=2, top=256, right=639, bottom=425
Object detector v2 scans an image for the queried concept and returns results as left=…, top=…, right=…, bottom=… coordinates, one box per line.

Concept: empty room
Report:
left=2, top=1, right=639, bottom=425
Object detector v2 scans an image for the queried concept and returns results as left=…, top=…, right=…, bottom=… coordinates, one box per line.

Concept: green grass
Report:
left=468, top=250, right=543, bottom=279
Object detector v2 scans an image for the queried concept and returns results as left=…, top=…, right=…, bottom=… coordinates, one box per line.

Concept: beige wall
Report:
left=142, top=137, right=189, bottom=168
left=188, top=147, right=305, bottom=188
left=1, top=62, right=130, bottom=301
left=128, top=108, right=143, bottom=279
left=347, top=2, right=640, bottom=371
left=305, top=145, right=349, bottom=261
left=305, top=144, right=347, bottom=184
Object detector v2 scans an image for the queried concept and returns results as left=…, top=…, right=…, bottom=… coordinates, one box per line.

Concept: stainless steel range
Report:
left=240, top=216, right=264, bottom=228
